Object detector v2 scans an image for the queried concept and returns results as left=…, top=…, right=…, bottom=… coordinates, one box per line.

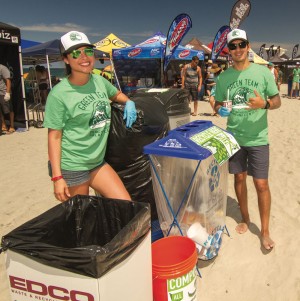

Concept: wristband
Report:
left=51, top=175, right=63, bottom=182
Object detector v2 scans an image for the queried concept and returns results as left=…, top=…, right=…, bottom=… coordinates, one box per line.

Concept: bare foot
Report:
left=235, top=222, right=249, bottom=234
left=261, top=235, right=275, bottom=250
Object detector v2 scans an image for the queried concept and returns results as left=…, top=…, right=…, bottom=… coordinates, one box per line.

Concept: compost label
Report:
left=167, top=267, right=197, bottom=301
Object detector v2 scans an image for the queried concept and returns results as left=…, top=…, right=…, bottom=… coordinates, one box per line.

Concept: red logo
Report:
left=128, top=48, right=142, bottom=57
left=178, top=49, right=190, bottom=58
left=169, top=18, right=189, bottom=51
left=9, top=276, right=94, bottom=301
left=139, top=38, right=159, bottom=46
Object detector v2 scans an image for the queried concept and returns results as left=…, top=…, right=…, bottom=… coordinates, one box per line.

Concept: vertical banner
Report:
left=229, top=0, right=252, bottom=29
left=211, top=25, right=231, bottom=62
left=163, top=13, right=192, bottom=72
left=292, top=44, right=299, bottom=60
left=258, top=44, right=266, bottom=58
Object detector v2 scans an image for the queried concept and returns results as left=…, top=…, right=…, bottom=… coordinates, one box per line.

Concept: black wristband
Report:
left=264, top=100, right=270, bottom=109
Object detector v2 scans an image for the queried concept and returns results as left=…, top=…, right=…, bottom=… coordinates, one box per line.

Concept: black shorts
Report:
left=229, top=145, right=269, bottom=179
left=0, top=95, right=13, bottom=114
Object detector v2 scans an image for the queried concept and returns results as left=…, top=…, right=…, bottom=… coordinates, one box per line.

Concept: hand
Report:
left=53, top=179, right=71, bottom=202
left=123, top=100, right=137, bottom=128
left=218, top=106, right=231, bottom=117
left=247, top=90, right=265, bottom=109
left=4, top=92, right=10, bottom=101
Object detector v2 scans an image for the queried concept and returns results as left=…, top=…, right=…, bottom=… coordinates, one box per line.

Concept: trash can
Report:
left=132, top=88, right=191, bottom=129
left=1, top=195, right=152, bottom=301
left=144, top=120, right=240, bottom=260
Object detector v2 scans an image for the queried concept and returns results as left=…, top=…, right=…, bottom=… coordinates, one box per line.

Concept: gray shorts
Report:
left=185, top=85, right=199, bottom=101
left=0, top=95, right=12, bottom=114
left=229, top=145, right=269, bottom=179
left=48, top=161, right=107, bottom=187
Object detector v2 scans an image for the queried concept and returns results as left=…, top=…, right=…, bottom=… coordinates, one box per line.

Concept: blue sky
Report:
left=2, top=0, right=300, bottom=57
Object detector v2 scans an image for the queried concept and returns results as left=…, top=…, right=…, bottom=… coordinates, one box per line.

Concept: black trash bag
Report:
left=1, top=195, right=150, bottom=278
left=105, top=97, right=169, bottom=220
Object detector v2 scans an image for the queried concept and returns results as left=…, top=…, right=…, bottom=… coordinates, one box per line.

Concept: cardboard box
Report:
left=4, top=232, right=152, bottom=301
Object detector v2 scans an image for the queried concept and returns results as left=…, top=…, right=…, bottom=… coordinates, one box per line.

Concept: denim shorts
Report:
left=48, top=161, right=106, bottom=187
left=229, top=145, right=269, bottom=179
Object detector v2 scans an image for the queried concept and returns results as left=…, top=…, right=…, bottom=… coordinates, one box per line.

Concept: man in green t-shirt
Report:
left=289, top=63, right=300, bottom=99
left=214, top=29, right=281, bottom=250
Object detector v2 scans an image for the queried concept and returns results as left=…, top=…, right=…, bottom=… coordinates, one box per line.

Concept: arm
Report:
left=5, top=78, right=11, bottom=93
left=197, top=67, right=202, bottom=92
left=181, top=66, right=186, bottom=88
left=48, top=129, right=70, bottom=202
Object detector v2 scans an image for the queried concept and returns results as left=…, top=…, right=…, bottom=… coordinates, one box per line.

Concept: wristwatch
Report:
left=264, top=100, right=270, bottom=109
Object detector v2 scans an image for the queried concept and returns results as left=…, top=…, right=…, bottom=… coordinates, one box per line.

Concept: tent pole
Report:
left=46, top=55, right=52, bottom=89
left=19, top=45, right=29, bottom=130
left=110, top=58, right=121, bottom=91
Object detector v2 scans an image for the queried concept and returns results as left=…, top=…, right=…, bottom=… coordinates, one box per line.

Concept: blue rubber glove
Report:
left=123, top=100, right=137, bottom=128
left=218, top=106, right=231, bottom=117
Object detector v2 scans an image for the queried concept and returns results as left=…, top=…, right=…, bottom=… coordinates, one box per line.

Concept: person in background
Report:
left=181, top=56, right=202, bottom=116
left=205, top=59, right=214, bottom=99
left=289, top=63, right=300, bottom=99
left=274, top=65, right=283, bottom=92
left=35, top=65, right=50, bottom=105
left=214, top=29, right=281, bottom=250
left=0, top=63, right=15, bottom=134
left=43, top=31, right=137, bottom=202
left=267, top=62, right=278, bottom=83
left=208, top=63, right=222, bottom=116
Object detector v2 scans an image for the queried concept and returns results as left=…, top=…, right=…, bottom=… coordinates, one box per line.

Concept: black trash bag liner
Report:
left=133, top=88, right=190, bottom=116
left=105, top=97, right=169, bottom=220
left=1, top=195, right=150, bottom=278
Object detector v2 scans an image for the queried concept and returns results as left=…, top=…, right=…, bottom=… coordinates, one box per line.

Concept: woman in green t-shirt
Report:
left=44, top=31, right=137, bottom=202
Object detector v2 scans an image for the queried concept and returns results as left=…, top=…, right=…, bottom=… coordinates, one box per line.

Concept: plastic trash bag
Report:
left=1, top=195, right=150, bottom=278
left=105, top=97, right=169, bottom=220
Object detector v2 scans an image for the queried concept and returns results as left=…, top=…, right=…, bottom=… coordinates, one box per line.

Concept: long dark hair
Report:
left=62, top=54, right=72, bottom=76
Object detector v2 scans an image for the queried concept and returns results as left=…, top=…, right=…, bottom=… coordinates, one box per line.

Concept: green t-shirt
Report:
left=215, top=63, right=278, bottom=147
left=292, top=68, right=300, bottom=82
left=43, top=74, right=118, bottom=171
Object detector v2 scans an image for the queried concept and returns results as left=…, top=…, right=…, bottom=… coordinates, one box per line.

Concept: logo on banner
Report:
left=178, top=49, right=191, bottom=58
left=150, top=48, right=160, bottom=56
left=229, top=0, right=251, bottom=29
left=169, top=18, right=189, bottom=51
left=128, top=48, right=142, bottom=57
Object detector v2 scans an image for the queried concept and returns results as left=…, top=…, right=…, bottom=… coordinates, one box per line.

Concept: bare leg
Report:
left=9, top=111, right=15, bottom=132
left=193, top=100, right=198, bottom=115
left=253, top=178, right=275, bottom=250
left=234, top=172, right=250, bottom=234
left=68, top=181, right=90, bottom=197
left=90, top=163, right=131, bottom=200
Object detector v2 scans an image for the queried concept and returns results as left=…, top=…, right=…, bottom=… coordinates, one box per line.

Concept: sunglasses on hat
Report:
left=70, top=48, right=94, bottom=59
left=228, top=41, right=248, bottom=51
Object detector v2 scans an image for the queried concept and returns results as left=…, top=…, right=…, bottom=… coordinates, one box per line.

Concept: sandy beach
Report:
left=0, top=84, right=299, bottom=301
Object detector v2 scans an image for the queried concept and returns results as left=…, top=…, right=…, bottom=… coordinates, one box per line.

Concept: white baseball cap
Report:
left=227, top=29, right=248, bottom=44
left=60, top=31, right=94, bottom=54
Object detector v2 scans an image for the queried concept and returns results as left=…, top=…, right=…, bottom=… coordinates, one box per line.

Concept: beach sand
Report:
left=0, top=84, right=300, bottom=301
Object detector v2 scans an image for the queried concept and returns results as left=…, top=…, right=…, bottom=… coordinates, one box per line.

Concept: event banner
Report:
left=211, top=25, right=231, bottom=62
left=258, top=44, right=266, bottom=58
left=229, top=0, right=251, bottom=30
left=292, top=44, right=299, bottom=60
left=163, top=13, right=192, bottom=72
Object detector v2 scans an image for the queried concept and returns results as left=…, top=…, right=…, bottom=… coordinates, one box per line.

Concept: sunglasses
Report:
left=70, top=48, right=94, bottom=59
left=228, top=41, right=248, bottom=50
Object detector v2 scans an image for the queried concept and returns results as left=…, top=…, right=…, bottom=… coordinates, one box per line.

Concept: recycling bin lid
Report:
left=143, top=120, right=213, bottom=160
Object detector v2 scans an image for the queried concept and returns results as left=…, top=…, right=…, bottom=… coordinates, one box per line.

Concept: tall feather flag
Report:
left=292, top=44, right=299, bottom=60
left=267, top=45, right=274, bottom=60
left=229, top=0, right=252, bottom=29
left=258, top=44, right=266, bottom=58
left=211, top=25, right=231, bottom=62
left=163, top=13, right=192, bottom=72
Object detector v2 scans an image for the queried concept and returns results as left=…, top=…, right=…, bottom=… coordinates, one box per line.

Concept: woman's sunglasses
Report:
left=228, top=41, right=248, bottom=50
left=70, top=48, right=94, bottom=59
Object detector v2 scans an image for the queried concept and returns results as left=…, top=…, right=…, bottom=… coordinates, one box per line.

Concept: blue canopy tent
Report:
left=112, top=32, right=204, bottom=91
left=21, top=39, right=41, bottom=49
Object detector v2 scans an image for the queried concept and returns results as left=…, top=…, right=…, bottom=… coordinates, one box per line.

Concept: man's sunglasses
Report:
left=228, top=41, right=248, bottom=50
left=70, top=48, right=94, bottom=59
